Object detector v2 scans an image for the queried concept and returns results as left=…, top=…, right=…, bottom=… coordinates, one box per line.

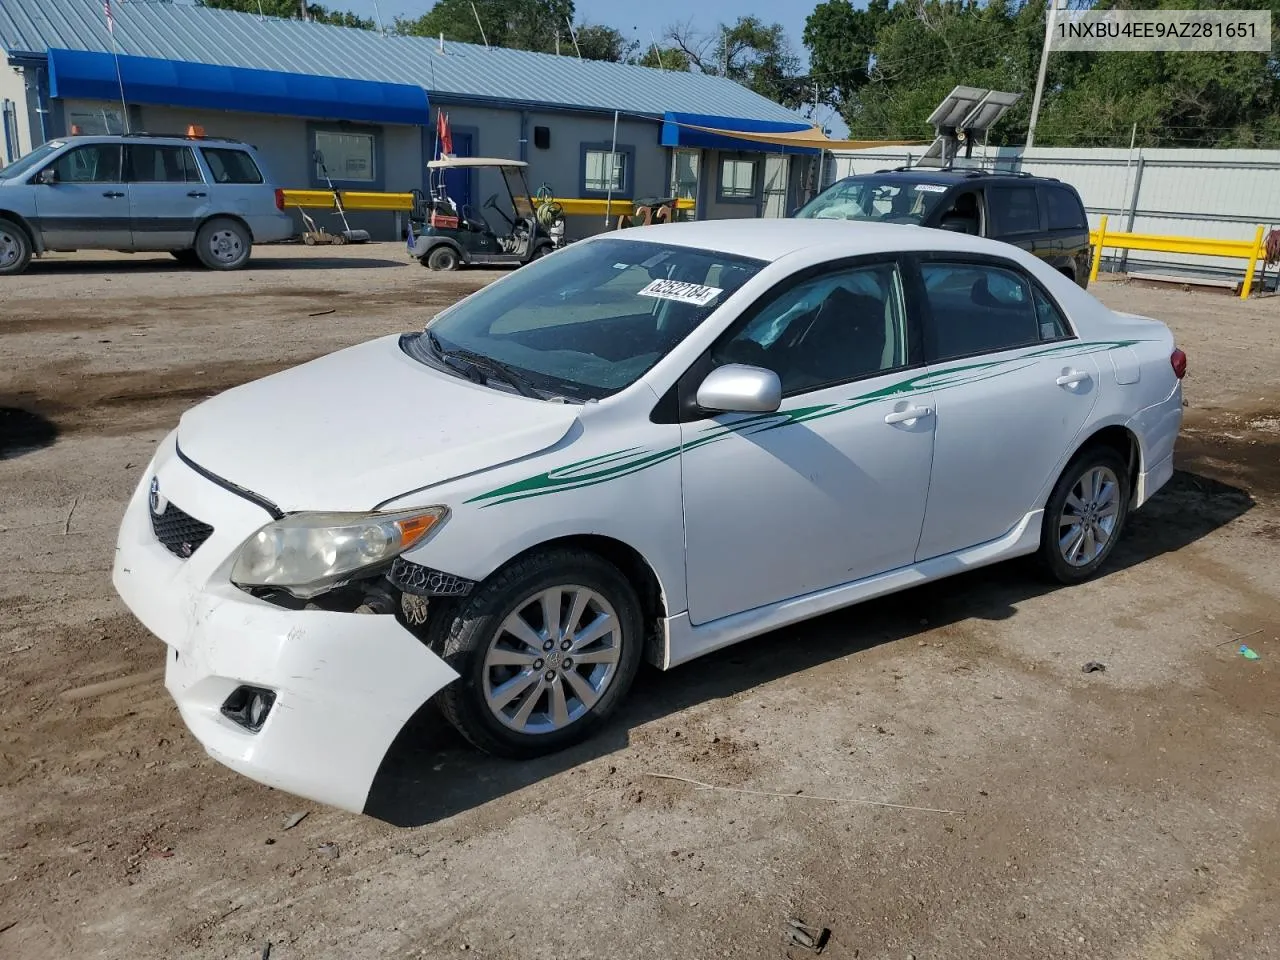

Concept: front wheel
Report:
left=436, top=550, right=644, bottom=758
left=1038, top=446, right=1131, bottom=584
left=0, top=218, right=33, bottom=276
left=425, top=245, right=460, bottom=271
left=195, top=217, right=252, bottom=270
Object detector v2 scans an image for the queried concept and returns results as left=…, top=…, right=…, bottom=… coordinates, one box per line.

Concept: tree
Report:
left=634, top=45, right=693, bottom=71
left=197, top=0, right=374, bottom=30
left=662, top=16, right=804, bottom=108
left=395, top=0, right=575, bottom=53
left=571, top=23, right=638, bottom=62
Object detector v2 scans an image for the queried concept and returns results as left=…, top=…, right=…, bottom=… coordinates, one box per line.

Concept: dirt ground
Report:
left=1, top=244, right=1279, bottom=960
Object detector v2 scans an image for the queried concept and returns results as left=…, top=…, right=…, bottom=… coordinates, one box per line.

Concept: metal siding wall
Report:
left=0, top=64, right=29, bottom=160
left=828, top=146, right=1280, bottom=278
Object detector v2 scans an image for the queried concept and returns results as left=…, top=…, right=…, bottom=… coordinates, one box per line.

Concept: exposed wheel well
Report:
left=1075, top=425, right=1141, bottom=498
left=1058, top=266, right=1076, bottom=283
left=0, top=210, right=40, bottom=252
left=502, top=535, right=668, bottom=666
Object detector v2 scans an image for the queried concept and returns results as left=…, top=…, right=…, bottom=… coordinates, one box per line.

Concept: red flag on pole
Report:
left=437, top=110, right=453, bottom=158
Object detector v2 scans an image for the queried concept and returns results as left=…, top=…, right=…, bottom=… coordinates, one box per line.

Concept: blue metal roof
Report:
left=49, top=48, right=431, bottom=125
left=1, top=0, right=807, bottom=123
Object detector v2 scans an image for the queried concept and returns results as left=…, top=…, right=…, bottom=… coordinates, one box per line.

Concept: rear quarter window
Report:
left=1044, top=185, right=1087, bottom=230
left=201, top=148, right=263, bottom=184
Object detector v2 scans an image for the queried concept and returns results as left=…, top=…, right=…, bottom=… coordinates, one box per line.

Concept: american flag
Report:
left=104, top=0, right=113, bottom=33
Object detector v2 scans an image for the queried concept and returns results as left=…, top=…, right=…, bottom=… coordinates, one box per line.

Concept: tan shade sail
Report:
left=681, top=122, right=929, bottom=151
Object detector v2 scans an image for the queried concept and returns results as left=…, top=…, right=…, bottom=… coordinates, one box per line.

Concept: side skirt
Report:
left=659, top=509, right=1045, bottom=670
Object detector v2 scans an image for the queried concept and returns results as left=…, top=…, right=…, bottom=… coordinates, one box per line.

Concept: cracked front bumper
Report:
left=111, top=431, right=460, bottom=813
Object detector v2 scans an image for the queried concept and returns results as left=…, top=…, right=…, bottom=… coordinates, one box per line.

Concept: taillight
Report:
left=274, top=188, right=285, bottom=211
left=1170, top=347, right=1187, bottom=379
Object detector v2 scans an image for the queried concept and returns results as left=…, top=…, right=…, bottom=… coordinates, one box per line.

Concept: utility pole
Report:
left=1026, top=0, right=1062, bottom=149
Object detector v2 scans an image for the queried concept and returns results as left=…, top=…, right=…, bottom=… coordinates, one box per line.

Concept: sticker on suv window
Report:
left=913, top=184, right=947, bottom=193
left=638, top=279, right=723, bottom=306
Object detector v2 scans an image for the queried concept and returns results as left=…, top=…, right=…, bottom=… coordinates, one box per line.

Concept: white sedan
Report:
left=112, top=219, right=1185, bottom=812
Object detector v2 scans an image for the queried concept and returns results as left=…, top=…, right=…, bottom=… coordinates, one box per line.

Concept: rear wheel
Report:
left=426, top=245, right=460, bottom=271
left=195, top=217, right=252, bottom=270
left=1038, top=446, right=1131, bottom=584
left=436, top=550, right=644, bottom=758
left=0, top=218, right=33, bottom=276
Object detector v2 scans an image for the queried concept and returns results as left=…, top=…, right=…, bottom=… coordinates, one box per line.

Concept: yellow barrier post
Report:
left=1240, top=224, right=1265, bottom=300
left=1089, top=214, right=1108, bottom=283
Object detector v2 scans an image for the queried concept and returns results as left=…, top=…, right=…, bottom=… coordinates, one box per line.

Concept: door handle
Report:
left=102, top=191, right=125, bottom=198
left=1055, top=370, right=1091, bottom=387
left=884, top=405, right=934, bottom=425
left=187, top=191, right=207, bottom=198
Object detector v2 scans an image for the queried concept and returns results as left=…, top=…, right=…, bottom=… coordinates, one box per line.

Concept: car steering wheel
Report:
left=483, top=193, right=515, bottom=228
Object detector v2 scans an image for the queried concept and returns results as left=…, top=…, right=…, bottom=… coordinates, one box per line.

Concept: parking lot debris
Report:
left=308, top=309, right=336, bottom=318
left=1082, top=661, right=1107, bottom=674
left=282, top=812, right=309, bottom=831
left=261, top=942, right=271, bottom=960
left=1240, top=645, right=1261, bottom=660
left=785, top=919, right=830, bottom=953
left=317, top=842, right=340, bottom=860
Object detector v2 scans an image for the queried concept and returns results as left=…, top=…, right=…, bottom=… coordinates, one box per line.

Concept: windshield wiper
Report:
left=424, top=330, right=543, bottom=399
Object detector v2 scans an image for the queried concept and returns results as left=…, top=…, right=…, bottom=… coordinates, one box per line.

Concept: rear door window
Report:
left=988, top=186, right=1041, bottom=235
left=127, top=144, right=203, bottom=183
left=919, top=261, right=1044, bottom=361
left=1043, top=185, right=1087, bottom=230
left=200, top=148, right=263, bottom=184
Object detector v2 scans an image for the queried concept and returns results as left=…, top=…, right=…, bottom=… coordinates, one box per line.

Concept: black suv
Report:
left=793, top=168, right=1092, bottom=289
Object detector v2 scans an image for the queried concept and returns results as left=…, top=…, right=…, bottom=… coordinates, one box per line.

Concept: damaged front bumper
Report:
left=111, top=430, right=460, bottom=813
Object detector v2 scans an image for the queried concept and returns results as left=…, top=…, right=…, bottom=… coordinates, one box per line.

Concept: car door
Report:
left=125, top=143, right=208, bottom=250
left=32, top=143, right=131, bottom=250
left=1041, top=183, right=1091, bottom=285
left=679, top=258, right=936, bottom=626
left=910, top=256, right=1102, bottom=561
left=986, top=184, right=1047, bottom=261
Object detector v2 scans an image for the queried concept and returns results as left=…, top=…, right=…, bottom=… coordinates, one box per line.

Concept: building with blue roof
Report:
left=0, top=0, right=822, bottom=239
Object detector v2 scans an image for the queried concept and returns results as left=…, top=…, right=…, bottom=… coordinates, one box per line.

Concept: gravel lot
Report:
left=1, top=245, right=1278, bottom=960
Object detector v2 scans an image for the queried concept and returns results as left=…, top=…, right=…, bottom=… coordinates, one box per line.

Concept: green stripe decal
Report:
left=465, top=340, right=1148, bottom=508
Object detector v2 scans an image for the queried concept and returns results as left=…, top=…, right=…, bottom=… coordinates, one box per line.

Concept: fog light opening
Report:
left=221, top=685, right=277, bottom=732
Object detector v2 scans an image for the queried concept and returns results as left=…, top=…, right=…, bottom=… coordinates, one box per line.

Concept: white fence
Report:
left=824, top=145, right=1280, bottom=283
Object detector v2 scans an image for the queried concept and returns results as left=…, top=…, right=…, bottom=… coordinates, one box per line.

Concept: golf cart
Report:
left=408, top=157, right=561, bottom=271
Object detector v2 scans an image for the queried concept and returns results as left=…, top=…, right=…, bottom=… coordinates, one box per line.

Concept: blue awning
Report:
left=661, top=112, right=819, bottom=155
left=47, top=49, right=430, bottom=126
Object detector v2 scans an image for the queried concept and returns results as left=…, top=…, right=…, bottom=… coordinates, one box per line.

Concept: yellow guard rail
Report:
left=281, top=190, right=695, bottom=218
left=1089, top=215, right=1267, bottom=300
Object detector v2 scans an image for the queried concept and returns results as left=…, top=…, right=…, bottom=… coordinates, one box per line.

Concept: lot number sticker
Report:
left=913, top=184, right=948, bottom=193
left=638, top=279, right=724, bottom=306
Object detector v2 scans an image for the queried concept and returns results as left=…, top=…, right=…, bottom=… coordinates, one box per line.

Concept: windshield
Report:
left=794, top=176, right=951, bottom=224
left=0, top=141, right=63, bottom=180
left=402, top=237, right=765, bottom=400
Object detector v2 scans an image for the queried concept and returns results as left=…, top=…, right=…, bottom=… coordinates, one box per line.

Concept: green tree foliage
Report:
left=661, top=17, right=805, bottom=108
left=197, top=0, right=374, bottom=30
left=801, top=0, right=1280, bottom=147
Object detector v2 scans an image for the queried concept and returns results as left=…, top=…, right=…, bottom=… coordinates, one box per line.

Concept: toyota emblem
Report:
left=149, top=477, right=168, bottom=516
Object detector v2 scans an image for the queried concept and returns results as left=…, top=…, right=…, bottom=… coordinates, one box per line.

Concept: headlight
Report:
left=230, top=507, right=448, bottom=599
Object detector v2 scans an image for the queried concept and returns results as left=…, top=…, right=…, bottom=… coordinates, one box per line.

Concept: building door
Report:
left=669, top=148, right=700, bottom=219
left=440, top=131, right=473, bottom=210
left=761, top=154, right=790, bottom=218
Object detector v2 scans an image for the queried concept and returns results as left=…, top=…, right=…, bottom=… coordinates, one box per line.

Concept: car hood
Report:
left=176, top=334, right=581, bottom=513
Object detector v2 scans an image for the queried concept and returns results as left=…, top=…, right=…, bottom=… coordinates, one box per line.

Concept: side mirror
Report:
left=38, top=168, right=57, bottom=185
left=696, top=364, right=782, bottom=414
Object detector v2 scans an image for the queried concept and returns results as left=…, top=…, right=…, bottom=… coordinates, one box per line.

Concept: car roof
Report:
left=843, top=168, right=1066, bottom=187
left=604, top=218, right=1030, bottom=264
left=52, top=134, right=253, bottom=148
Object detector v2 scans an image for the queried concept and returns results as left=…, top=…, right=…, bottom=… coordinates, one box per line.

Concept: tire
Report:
left=426, top=245, right=460, bottom=271
left=1038, top=445, right=1131, bottom=584
left=0, top=217, right=33, bottom=276
left=436, top=549, right=644, bottom=758
left=169, top=249, right=200, bottom=266
left=194, top=217, right=252, bottom=271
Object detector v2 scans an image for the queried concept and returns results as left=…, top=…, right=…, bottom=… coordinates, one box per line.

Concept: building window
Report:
left=580, top=143, right=634, bottom=197
left=719, top=156, right=759, bottom=201
left=314, top=130, right=375, bottom=183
